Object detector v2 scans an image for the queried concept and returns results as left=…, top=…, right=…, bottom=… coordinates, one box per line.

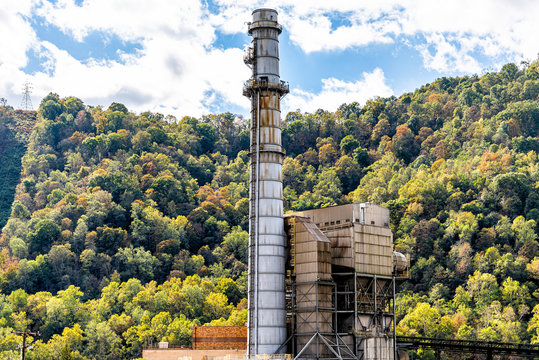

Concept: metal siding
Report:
left=245, top=8, right=287, bottom=356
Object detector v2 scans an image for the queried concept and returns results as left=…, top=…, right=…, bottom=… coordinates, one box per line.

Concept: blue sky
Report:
left=0, top=0, right=537, bottom=118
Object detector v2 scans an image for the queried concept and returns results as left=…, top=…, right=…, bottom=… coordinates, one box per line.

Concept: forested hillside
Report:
left=0, top=108, right=37, bottom=230
left=0, top=61, right=538, bottom=359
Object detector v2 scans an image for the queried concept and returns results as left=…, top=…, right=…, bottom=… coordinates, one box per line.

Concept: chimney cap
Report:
left=252, top=8, right=278, bottom=15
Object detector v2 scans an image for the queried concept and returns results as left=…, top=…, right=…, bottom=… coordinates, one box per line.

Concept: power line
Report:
left=13, top=330, right=39, bottom=360
left=20, top=82, right=33, bottom=111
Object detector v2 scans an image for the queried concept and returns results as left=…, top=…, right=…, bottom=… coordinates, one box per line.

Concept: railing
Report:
left=247, top=20, right=283, bottom=33
left=398, top=336, right=539, bottom=357
left=243, top=47, right=255, bottom=65
left=243, top=79, right=289, bottom=97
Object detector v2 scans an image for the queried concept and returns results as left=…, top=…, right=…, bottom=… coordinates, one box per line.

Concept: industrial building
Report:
left=144, top=8, right=408, bottom=360
left=282, top=204, right=408, bottom=360
left=243, top=8, right=408, bottom=360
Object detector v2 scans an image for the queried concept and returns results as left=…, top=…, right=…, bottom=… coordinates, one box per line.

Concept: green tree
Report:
left=28, top=219, right=61, bottom=255
left=114, top=247, right=160, bottom=282
left=221, top=226, right=248, bottom=263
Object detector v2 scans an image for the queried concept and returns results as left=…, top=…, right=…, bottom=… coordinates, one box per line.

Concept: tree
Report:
left=114, top=247, right=160, bottom=282
left=28, top=219, right=61, bottom=255
left=63, top=97, right=84, bottom=117
left=340, top=135, right=360, bottom=154
left=501, top=277, right=530, bottom=307
left=96, top=226, right=127, bottom=256
left=221, top=226, right=248, bottom=264
left=392, top=124, right=418, bottom=162
left=203, top=292, right=232, bottom=320
left=40, top=99, right=63, bottom=121
left=47, top=245, right=77, bottom=290
left=318, top=143, right=339, bottom=166
left=466, top=271, right=499, bottom=308
left=501, top=63, right=519, bottom=81
left=132, top=130, right=152, bottom=152
left=397, top=302, right=441, bottom=337
left=314, top=168, right=342, bottom=201
left=108, top=102, right=128, bottom=114
left=84, top=321, right=121, bottom=360
left=42, top=286, right=84, bottom=337
left=335, top=155, right=362, bottom=194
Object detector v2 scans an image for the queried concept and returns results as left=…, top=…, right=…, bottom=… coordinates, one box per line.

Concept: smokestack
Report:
left=243, top=8, right=289, bottom=356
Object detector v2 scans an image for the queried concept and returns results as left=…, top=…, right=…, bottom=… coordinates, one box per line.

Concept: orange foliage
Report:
left=478, top=152, right=512, bottom=175
left=500, top=154, right=512, bottom=167
left=76, top=196, right=88, bottom=206
left=197, top=185, right=214, bottom=201
left=428, top=93, right=442, bottom=103
left=395, top=124, right=412, bottom=136
left=452, top=312, right=467, bottom=330
left=507, top=118, right=522, bottom=138
left=69, top=131, right=85, bottom=144
left=142, top=161, right=157, bottom=176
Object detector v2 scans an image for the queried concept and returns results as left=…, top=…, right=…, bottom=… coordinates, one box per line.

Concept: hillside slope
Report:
left=0, top=61, right=537, bottom=359
left=0, top=108, right=37, bottom=229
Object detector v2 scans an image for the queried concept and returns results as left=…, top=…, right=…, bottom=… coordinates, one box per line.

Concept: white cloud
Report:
left=1, top=0, right=538, bottom=116
left=212, top=0, right=539, bottom=72
left=0, top=0, right=40, bottom=104
left=417, top=33, right=482, bottom=73
left=0, top=0, right=251, bottom=117
left=283, top=68, right=393, bottom=114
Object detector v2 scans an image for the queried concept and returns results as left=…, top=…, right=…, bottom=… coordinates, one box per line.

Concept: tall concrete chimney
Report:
left=243, top=8, right=289, bottom=355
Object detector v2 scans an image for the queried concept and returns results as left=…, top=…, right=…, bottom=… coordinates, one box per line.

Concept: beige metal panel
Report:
left=295, top=253, right=317, bottom=264
left=292, top=203, right=391, bottom=230
left=295, top=242, right=316, bottom=254
left=351, top=222, right=394, bottom=275
left=292, top=203, right=397, bottom=275
left=359, top=203, right=390, bottom=227
left=331, top=257, right=354, bottom=269
left=288, top=215, right=334, bottom=352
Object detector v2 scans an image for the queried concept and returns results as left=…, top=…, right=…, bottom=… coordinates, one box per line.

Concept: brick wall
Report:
left=192, top=326, right=247, bottom=350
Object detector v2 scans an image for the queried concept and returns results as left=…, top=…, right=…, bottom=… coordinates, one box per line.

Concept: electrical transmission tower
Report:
left=20, top=82, right=33, bottom=110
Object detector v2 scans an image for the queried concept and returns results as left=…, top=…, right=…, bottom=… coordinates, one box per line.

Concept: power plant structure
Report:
left=243, top=8, right=408, bottom=360
left=243, top=8, right=290, bottom=356
left=145, top=7, right=539, bottom=360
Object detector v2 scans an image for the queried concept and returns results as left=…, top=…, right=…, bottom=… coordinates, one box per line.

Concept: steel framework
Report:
left=281, top=278, right=357, bottom=360
left=333, top=272, right=400, bottom=360
left=282, top=273, right=407, bottom=360
left=398, top=336, right=539, bottom=359
left=20, top=82, right=33, bottom=111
